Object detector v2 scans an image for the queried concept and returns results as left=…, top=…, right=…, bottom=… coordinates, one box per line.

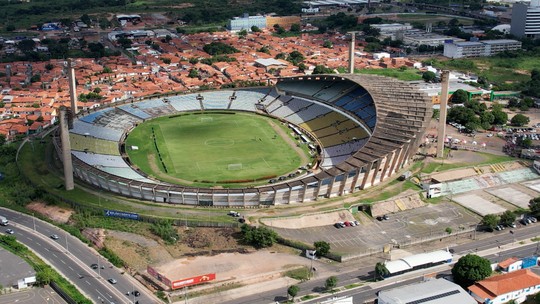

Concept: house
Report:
left=498, top=256, right=539, bottom=273
left=468, top=269, right=540, bottom=304
left=377, top=278, right=476, bottom=304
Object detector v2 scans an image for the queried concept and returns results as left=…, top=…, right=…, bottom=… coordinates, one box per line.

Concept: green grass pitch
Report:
left=125, top=112, right=306, bottom=186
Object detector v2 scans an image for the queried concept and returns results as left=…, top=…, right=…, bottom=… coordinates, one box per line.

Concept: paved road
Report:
left=223, top=224, right=540, bottom=304
left=0, top=208, right=159, bottom=304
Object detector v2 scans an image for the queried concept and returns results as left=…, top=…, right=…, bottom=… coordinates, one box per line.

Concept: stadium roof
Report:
left=384, top=250, right=452, bottom=274
left=378, top=278, right=476, bottom=304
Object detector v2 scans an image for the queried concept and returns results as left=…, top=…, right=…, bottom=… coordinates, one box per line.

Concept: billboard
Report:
left=147, top=266, right=172, bottom=287
left=171, top=273, right=216, bottom=289
left=104, top=209, right=139, bottom=220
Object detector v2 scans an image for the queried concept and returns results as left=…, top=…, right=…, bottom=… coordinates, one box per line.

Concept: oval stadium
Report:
left=56, top=74, right=432, bottom=206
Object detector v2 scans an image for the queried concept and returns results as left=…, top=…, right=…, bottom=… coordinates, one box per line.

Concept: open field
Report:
left=355, top=68, right=423, bottom=81
left=125, top=112, right=307, bottom=185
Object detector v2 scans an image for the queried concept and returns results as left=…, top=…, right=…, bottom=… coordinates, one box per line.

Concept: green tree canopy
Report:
left=529, top=197, right=540, bottom=216
left=290, top=23, right=301, bottom=32
left=451, top=254, right=492, bottom=288
left=188, top=69, right=199, bottom=78
left=203, top=42, right=239, bottom=55
left=240, top=224, right=278, bottom=249
left=287, top=285, right=299, bottom=300
left=287, top=50, right=305, bottom=65
left=422, top=71, right=436, bottom=82
left=481, top=214, right=500, bottom=231
left=500, top=210, right=516, bottom=227
left=511, top=114, right=530, bottom=126
left=312, top=65, right=334, bottom=74
left=314, top=241, right=330, bottom=257
left=325, top=276, right=338, bottom=291
left=251, top=25, right=261, bottom=32
left=375, top=262, right=389, bottom=280
left=451, top=89, right=469, bottom=104
left=492, top=109, right=508, bottom=125
left=323, top=40, right=333, bottom=48
left=447, top=106, right=480, bottom=126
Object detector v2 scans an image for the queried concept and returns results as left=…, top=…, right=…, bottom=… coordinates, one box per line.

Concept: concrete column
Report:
left=349, top=33, right=355, bottom=74
left=436, top=70, right=450, bottom=158
left=67, top=59, right=78, bottom=115
left=60, top=108, right=74, bottom=190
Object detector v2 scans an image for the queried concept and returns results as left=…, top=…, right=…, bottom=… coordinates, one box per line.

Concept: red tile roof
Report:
left=469, top=269, right=540, bottom=300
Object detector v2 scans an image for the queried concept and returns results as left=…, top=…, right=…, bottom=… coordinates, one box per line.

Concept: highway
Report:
left=0, top=208, right=159, bottom=304
left=224, top=224, right=540, bottom=304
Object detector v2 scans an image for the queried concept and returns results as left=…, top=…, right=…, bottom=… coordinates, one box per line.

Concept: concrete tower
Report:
left=25, top=63, right=32, bottom=86
left=67, top=59, right=78, bottom=115
left=5, top=65, right=11, bottom=86
left=349, top=32, right=355, bottom=74
left=436, top=70, right=450, bottom=158
left=59, top=107, right=74, bottom=191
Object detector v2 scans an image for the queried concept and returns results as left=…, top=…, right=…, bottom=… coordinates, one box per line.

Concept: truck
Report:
left=0, top=216, right=8, bottom=226
left=398, top=171, right=412, bottom=181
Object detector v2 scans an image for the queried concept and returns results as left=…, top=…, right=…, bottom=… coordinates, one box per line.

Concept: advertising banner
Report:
left=171, top=273, right=216, bottom=289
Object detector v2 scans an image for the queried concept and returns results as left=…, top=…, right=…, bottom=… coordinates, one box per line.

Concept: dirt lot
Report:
left=26, top=201, right=73, bottom=223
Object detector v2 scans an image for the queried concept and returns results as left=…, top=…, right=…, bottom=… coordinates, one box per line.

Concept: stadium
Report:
left=55, top=74, right=432, bottom=206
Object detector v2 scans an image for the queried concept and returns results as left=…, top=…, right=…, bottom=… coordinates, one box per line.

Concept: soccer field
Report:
left=125, top=112, right=307, bottom=185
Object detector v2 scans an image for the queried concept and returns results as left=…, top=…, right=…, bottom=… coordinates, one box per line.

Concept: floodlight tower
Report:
left=67, top=58, right=79, bottom=115
left=436, top=70, right=450, bottom=158
left=348, top=32, right=358, bottom=74
left=59, top=107, right=74, bottom=190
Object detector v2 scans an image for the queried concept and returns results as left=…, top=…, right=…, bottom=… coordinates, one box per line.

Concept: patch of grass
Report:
left=284, top=266, right=310, bottom=281
left=531, top=237, right=540, bottom=242
left=345, top=283, right=362, bottom=289
left=363, top=180, right=419, bottom=203
left=172, top=282, right=244, bottom=302
left=301, top=294, right=317, bottom=301
left=355, top=68, right=423, bottom=81
left=421, top=152, right=516, bottom=174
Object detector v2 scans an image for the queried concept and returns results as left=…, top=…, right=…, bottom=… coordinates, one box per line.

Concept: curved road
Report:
left=0, top=208, right=159, bottom=304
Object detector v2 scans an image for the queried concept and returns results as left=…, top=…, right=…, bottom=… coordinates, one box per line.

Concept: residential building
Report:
left=377, top=278, right=476, bottom=304
left=497, top=256, right=539, bottom=273
left=469, top=269, right=540, bottom=304
left=227, top=14, right=267, bottom=31
left=443, top=39, right=522, bottom=58
left=511, top=0, right=540, bottom=38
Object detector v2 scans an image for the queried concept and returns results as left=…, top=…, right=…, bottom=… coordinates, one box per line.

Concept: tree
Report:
left=422, top=71, right=436, bottom=82
left=492, top=109, right=508, bottom=125
left=36, top=266, right=55, bottom=286
left=322, top=40, right=333, bottom=48
left=287, top=50, right=305, bottom=65
left=451, top=254, right=492, bottom=288
left=312, top=65, right=334, bottom=74
left=287, top=285, right=299, bottom=300
left=375, top=262, right=389, bottom=280
left=432, top=109, right=440, bottom=119
left=203, top=42, right=239, bottom=55
left=290, top=23, right=301, bottom=33
left=529, top=197, right=540, bottom=216
left=45, top=63, right=54, bottom=71
left=451, top=89, right=469, bottom=104
left=500, top=210, right=516, bottom=227
left=240, top=224, right=278, bottom=248
left=117, top=37, right=132, bottom=49
left=251, top=25, right=261, bottom=32
left=0, top=134, right=5, bottom=146
left=325, top=276, right=338, bottom=291
left=238, top=29, right=247, bottom=38
left=522, top=137, right=533, bottom=148
left=481, top=214, right=500, bottom=231
left=511, top=114, right=530, bottom=126
left=314, top=241, right=330, bottom=257
left=188, top=69, right=199, bottom=78
left=81, top=14, right=91, bottom=26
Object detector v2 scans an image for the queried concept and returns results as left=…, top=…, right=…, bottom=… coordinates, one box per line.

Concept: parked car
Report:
left=132, top=290, right=140, bottom=297
left=91, top=263, right=99, bottom=269
left=5, top=229, right=13, bottom=234
left=383, top=214, right=390, bottom=220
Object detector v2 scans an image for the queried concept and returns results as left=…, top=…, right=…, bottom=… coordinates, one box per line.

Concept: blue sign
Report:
left=104, top=209, right=139, bottom=221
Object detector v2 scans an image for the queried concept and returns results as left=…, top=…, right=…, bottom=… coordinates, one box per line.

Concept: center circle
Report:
left=205, top=138, right=235, bottom=147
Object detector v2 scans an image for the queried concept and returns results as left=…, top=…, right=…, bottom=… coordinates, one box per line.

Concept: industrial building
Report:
left=443, top=39, right=522, bottom=58
left=226, top=14, right=267, bottom=31
left=377, top=278, right=476, bottom=304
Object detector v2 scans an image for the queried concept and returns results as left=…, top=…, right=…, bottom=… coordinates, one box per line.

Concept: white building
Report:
left=372, top=23, right=413, bottom=35
left=402, top=30, right=464, bottom=47
left=469, top=269, right=540, bottom=304
left=511, top=0, right=540, bottom=38
left=378, top=278, right=476, bottom=304
left=443, top=39, right=522, bottom=58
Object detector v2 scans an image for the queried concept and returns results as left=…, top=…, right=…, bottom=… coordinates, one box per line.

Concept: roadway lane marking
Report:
left=85, top=281, right=91, bottom=286
left=52, top=253, right=57, bottom=258
left=68, top=266, right=74, bottom=271
left=60, top=260, right=66, bottom=265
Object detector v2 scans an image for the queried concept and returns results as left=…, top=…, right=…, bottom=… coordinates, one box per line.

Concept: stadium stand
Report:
left=169, top=95, right=203, bottom=111
left=69, top=133, right=120, bottom=155
left=312, top=81, right=358, bottom=102
left=118, top=104, right=152, bottom=120
left=299, top=112, right=347, bottom=132
left=80, top=108, right=115, bottom=124
left=229, top=90, right=265, bottom=111
left=72, top=151, right=128, bottom=167
left=284, top=103, right=333, bottom=125
left=133, top=98, right=178, bottom=117
left=277, top=80, right=332, bottom=97
left=201, top=91, right=234, bottom=109
left=92, top=108, right=142, bottom=131
left=271, top=97, right=313, bottom=118
left=71, top=120, right=123, bottom=142
left=100, top=167, right=155, bottom=182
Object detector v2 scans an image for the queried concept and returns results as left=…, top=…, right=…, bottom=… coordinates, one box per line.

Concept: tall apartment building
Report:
left=443, top=39, right=522, bottom=58
left=511, top=0, right=540, bottom=38
left=227, top=14, right=267, bottom=31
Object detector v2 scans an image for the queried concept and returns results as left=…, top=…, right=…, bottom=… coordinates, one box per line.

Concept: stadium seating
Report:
left=92, top=108, right=142, bottom=131
left=72, top=151, right=128, bottom=167
left=169, top=95, right=203, bottom=111
left=333, top=87, right=368, bottom=107
left=71, top=120, right=123, bottom=142
left=99, top=167, right=155, bottom=183
left=69, top=133, right=120, bottom=155
left=80, top=108, right=115, bottom=124
left=229, top=90, right=266, bottom=111
left=201, top=91, right=234, bottom=109
left=299, top=112, right=347, bottom=132
left=277, top=80, right=332, bottom=97
left=118, top=104, right=152, bottom=120
left=271, top=97, right=313, bottom=118
left=312, top=82, right=358, bottom=102
left=284, top=103, right=332, bottom=125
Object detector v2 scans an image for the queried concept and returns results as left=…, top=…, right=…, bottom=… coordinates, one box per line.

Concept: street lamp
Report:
left=309, top=250, right=316, bottom=279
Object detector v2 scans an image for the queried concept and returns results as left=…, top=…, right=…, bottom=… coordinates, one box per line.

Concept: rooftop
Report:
left=378, top=278, right=476, bottom=304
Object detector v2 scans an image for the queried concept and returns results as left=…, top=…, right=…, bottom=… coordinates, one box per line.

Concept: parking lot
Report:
left=272, top=202, right=479, bottom=255
left=0, top=286, right=65, bottom=304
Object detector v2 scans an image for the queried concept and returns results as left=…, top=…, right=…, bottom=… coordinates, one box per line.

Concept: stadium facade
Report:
left=55, top=75, right=432, bottom=206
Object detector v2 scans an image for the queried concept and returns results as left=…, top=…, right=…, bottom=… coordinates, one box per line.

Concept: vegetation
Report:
left=500, top=210, right=517, bottom=227
left=529, top=197, right=540, bottom=217
left=312, top=65, right=334, bottom=74
left=314, top=241, right=330, bottom=257
left=481, top=214, right=500, bottom=231
left=450, top=89, right=469, bottom=104
left=355, top=68, right=423, bottom=81
left=203, top=42, right=239, bottom=55
left=98, top=247, right=125, bottom=268
left=287, top=285, right=299, bottom=300
left=511, top=114, right=530, bottom=127
left=240, top=224, right=278, bottom=249
left=284, top=266, right=310, bottom=282
left=422, top=71, right=436, bottom=82
left=451, top=254, right=492, bottom=288
left=150, top=219, right=179, bottom=244
left=325, top=276, right=338, bottom=292
left=375, top=262, right=389, bottom=280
